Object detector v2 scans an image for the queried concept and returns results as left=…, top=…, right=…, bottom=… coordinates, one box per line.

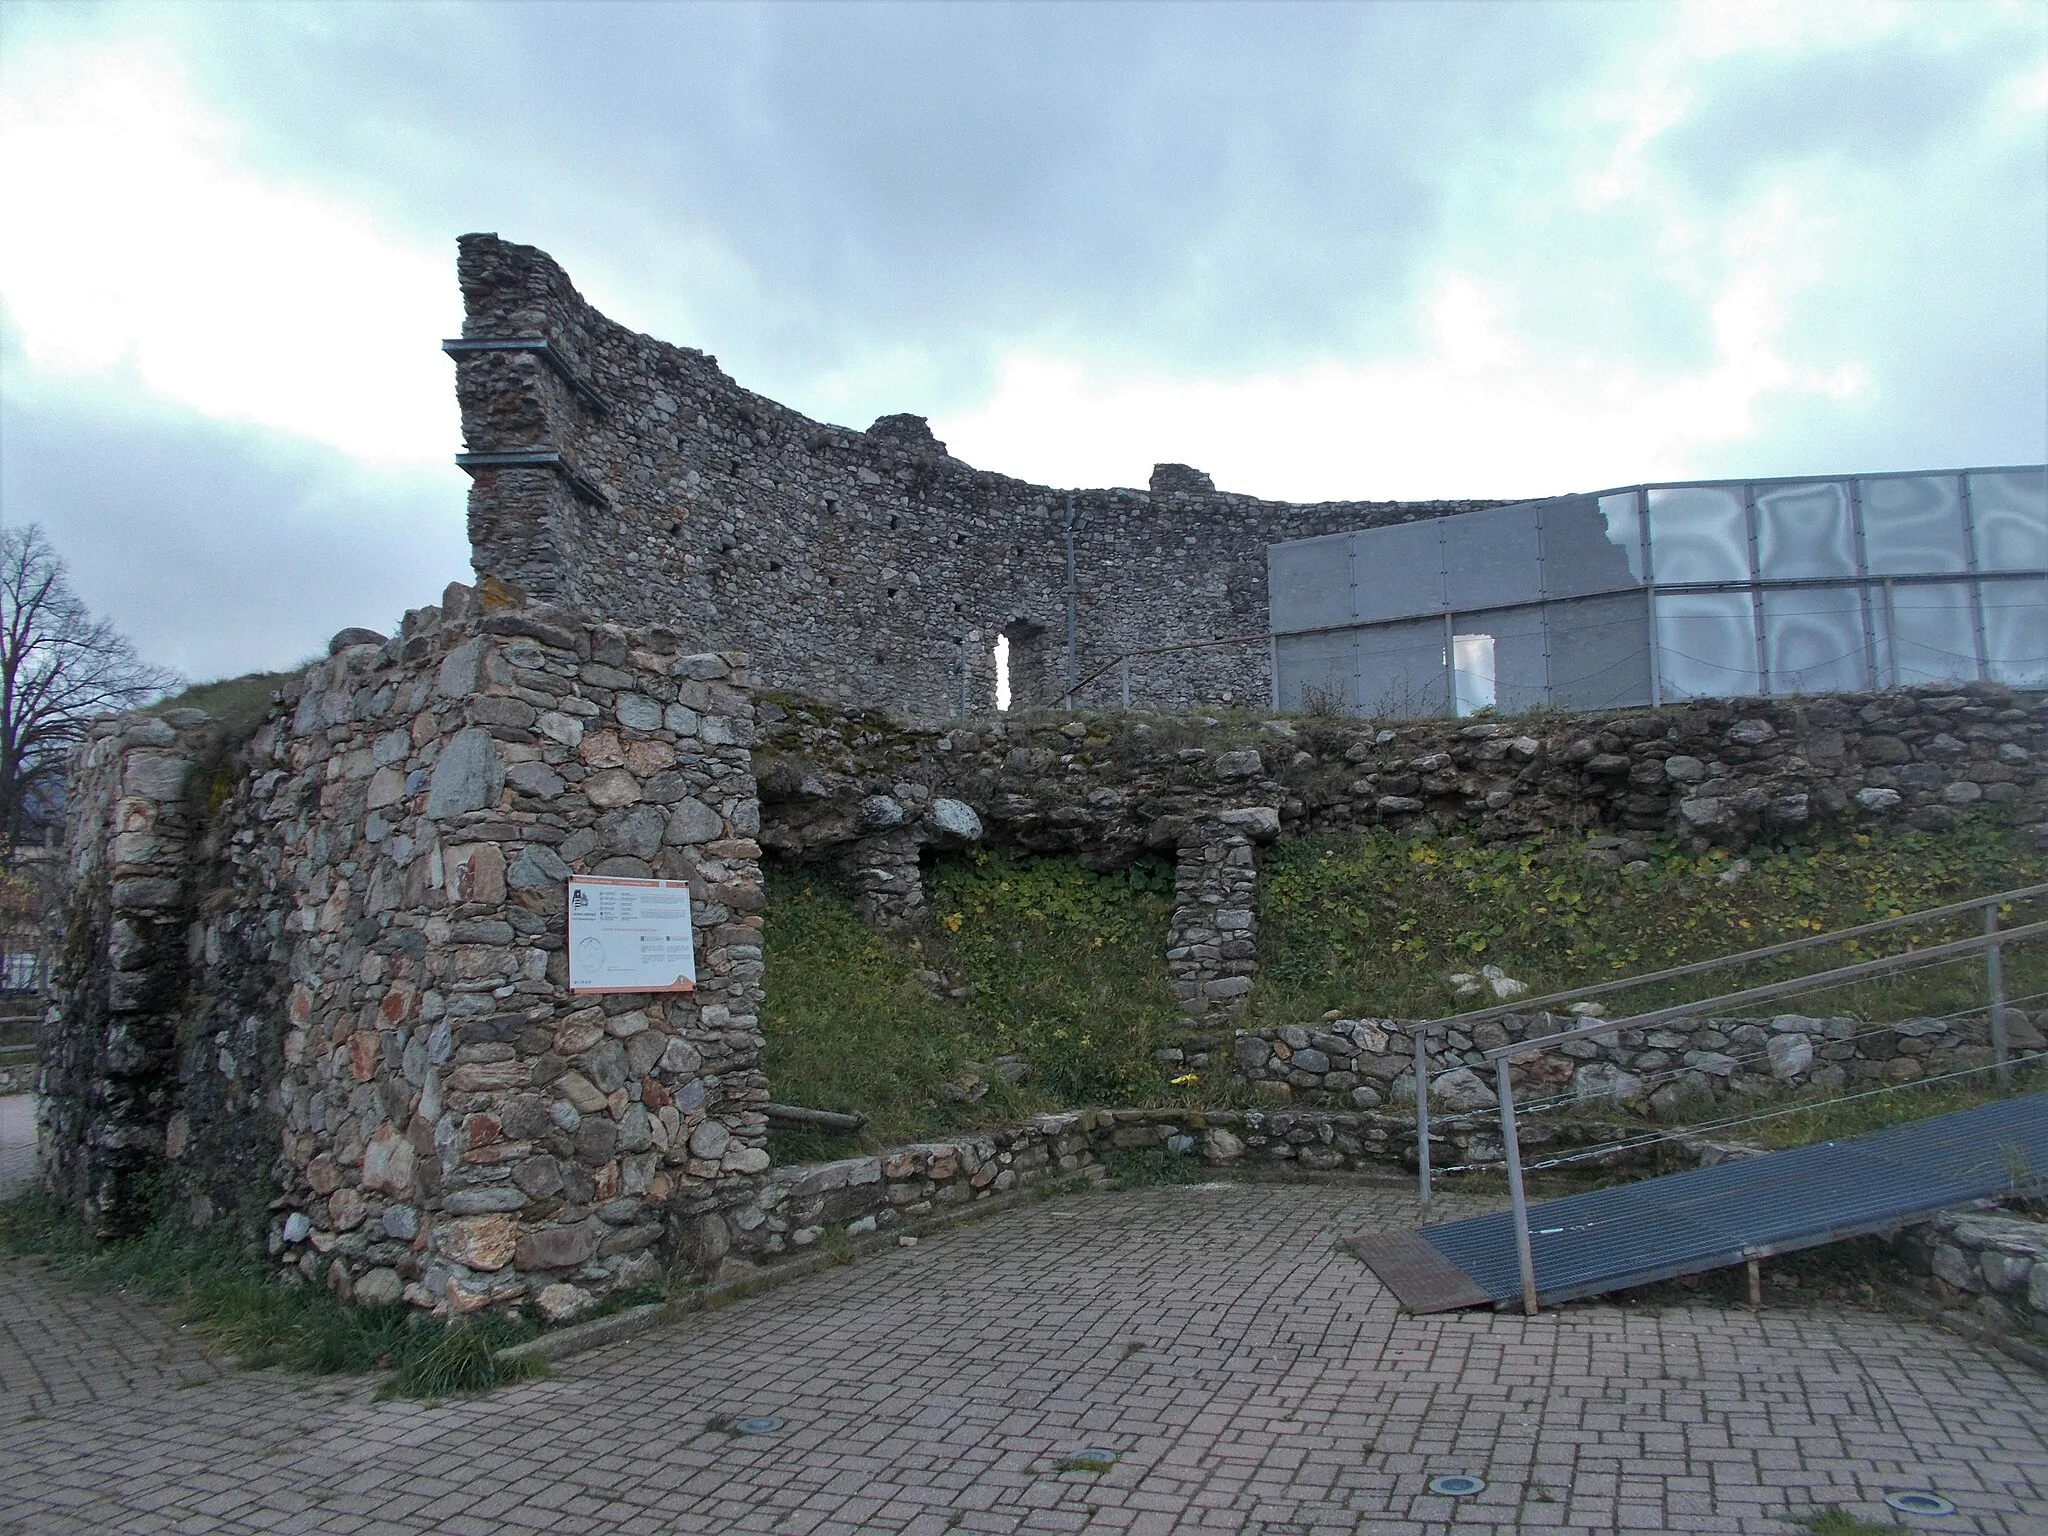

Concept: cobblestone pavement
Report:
left=0, top=1096, right=35, bottom=1200
left=2, top=1180, right=2044, bottom=1536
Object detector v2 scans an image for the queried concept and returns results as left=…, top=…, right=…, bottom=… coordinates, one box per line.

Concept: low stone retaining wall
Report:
left=0, top=1061, right=32, bottom=1096
left=1891, top=1207, right=2048, bottom=1366
left=1223, top=1008, right=2042, bottom=1116
left=686, top=1105, right=1674, bottom=1286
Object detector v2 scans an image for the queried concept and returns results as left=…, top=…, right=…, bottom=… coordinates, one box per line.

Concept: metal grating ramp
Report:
left=1356, top=1091, right=2048, bottom=1312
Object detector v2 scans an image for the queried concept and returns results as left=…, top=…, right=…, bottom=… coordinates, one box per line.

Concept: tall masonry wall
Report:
left=452, top=233, right=1506, bottom=723
left=42, top=587, right=770, bottom=1319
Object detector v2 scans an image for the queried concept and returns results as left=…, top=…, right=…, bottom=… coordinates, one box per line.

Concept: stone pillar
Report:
left=1166, top=821, right=1258, bottom=1014
left=842, top=830, right=927, bottom=930
left=41, top=709, right=212, bottom=1231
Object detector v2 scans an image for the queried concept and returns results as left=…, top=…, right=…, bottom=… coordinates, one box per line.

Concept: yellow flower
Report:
left=1170, top=1072, right=1200, bottom=1086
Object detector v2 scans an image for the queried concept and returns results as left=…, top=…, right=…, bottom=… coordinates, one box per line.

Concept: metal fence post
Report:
left=1415, top=1030, right=1432, bottom=1216
left=1986, top=905, right=2010, bottom=1093
left=1496, top=1057, right=1539, bottom=1316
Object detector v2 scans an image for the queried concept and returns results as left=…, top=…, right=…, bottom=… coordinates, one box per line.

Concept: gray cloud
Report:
left=0, top=0, right=2039, bottom=686
left=1655, top=30, right=2029, bottom=202
left=150, top=1, right=1618, bottom=390
left=0, top=354, right=469, bottom=681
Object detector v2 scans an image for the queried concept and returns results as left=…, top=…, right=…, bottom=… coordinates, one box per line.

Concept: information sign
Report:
left=566, top=876, right=696, bottom=994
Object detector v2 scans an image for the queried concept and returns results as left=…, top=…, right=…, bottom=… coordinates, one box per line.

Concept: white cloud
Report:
left=0, top=45, right=457, bottom=467
left=937, top=283, right=1857, bottom=504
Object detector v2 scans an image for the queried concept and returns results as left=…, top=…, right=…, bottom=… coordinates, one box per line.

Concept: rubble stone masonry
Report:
left=43, top=587, right=769, bottom=1319
left=451, top=233, right=1502, bottom=722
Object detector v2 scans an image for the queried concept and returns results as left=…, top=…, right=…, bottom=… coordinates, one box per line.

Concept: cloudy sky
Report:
left=1, top=0, right=2043, bottom=682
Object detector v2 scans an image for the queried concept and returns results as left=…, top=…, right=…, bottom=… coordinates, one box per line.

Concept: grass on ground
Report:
left=1792, top=1510, right=1909, bottom=1534
left=761, top=851, right=1208, bottom=1158
left=1254, top=821, right=2046, bottom=1025
left=0, top=1191, right=543, bottom=1398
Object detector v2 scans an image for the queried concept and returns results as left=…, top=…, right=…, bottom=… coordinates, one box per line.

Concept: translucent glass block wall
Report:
left=1270, top=466, right=2043, bottom=718
left=1647, top=467, right=2046, bottom=702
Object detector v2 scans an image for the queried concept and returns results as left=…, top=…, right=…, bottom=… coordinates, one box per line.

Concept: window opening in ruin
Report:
left=1451, top=634, right=1497, bottom=716
left=994, top=635, right=1012, bottom=711
left=998, top=619, right=1049, bottom=710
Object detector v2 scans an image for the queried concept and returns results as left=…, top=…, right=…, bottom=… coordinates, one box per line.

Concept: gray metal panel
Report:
left=1273, top=630, right=1356, bottom=713
left=1415, top=1091, right=2048, bottom=1309
left=1354, top=618, right=1451, bottom=718
left=1546, top=592, right=1653, bottom=711
left=1984, top=578, right=2047, bottom=688
left=1541, top=494, right=1645, bottom=598
left=1267, top=531, right=1352, bottom=633
left=1755, top=480, right=1856, bottom=579
left=1442, top=504, right=1543, bottom=611
left=1647, top=484, right=1749, bottom=583
left=1885, top=580, right=1980, bottom=685
left=1863, top=474, right=1970, bottom=575
left=1763, top=587, right=1870, bottom=695
left=1350, top=520, right=1447, bottom=624
left=1655, top=590, right=1760, bottom=699
left=1968, top=468, right=2048, bottom=572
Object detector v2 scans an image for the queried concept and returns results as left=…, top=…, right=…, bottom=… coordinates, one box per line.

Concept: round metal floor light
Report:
left=1426, top=1475, right=1485, bottom=1497
left=736, top=1417, right=785, bottom=1435
left=1883, top=1491, right=1957, bottom=1516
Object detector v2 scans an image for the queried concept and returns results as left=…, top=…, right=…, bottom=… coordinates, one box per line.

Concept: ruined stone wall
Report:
left=754, top=681, right=2048, bottom=1018
left=451, top=234, right=1503, bottom=723
left=38, top=708, right=214, bottom=1231
left=757, top=683, right=2048, bottom=874
left=44, top=589, right=770, bottom=1318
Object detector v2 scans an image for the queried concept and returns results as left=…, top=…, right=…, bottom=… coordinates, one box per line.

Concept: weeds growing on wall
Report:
left=1254, top=822, right=2047, bottom=1025
left=0, top=1192, right=543, bottom=1398
left=148, top=665, right=315, bottom=742
left=761, top=853, right=1185, bottom=1152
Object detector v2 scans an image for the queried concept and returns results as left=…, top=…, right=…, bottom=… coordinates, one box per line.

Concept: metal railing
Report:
left=1408, top=882, right=2047, bottom=1315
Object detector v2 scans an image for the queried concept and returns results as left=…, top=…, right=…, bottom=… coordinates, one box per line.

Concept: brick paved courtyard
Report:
left=2, top=1178, right=2043, bottom=1535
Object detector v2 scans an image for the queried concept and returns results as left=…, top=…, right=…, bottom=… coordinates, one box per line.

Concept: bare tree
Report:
left=0, top=525, right=180, bottom=857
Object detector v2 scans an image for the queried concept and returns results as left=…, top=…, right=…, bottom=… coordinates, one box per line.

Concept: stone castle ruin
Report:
left=450, top=234, right=1499, bottom=720
left=32, top=235, right=2048, bottom=1320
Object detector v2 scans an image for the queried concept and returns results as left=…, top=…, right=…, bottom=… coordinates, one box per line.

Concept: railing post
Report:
left=1496, top=1057, right=1539, bottom=1317
left=1986, top=905, right=2010, bottom=1094
left=1415, top=1030, right=1432, bottom=1216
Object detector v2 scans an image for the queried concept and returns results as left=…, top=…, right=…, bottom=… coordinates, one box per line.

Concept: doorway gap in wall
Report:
left=1451, top=634, right=1497, bottom=717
